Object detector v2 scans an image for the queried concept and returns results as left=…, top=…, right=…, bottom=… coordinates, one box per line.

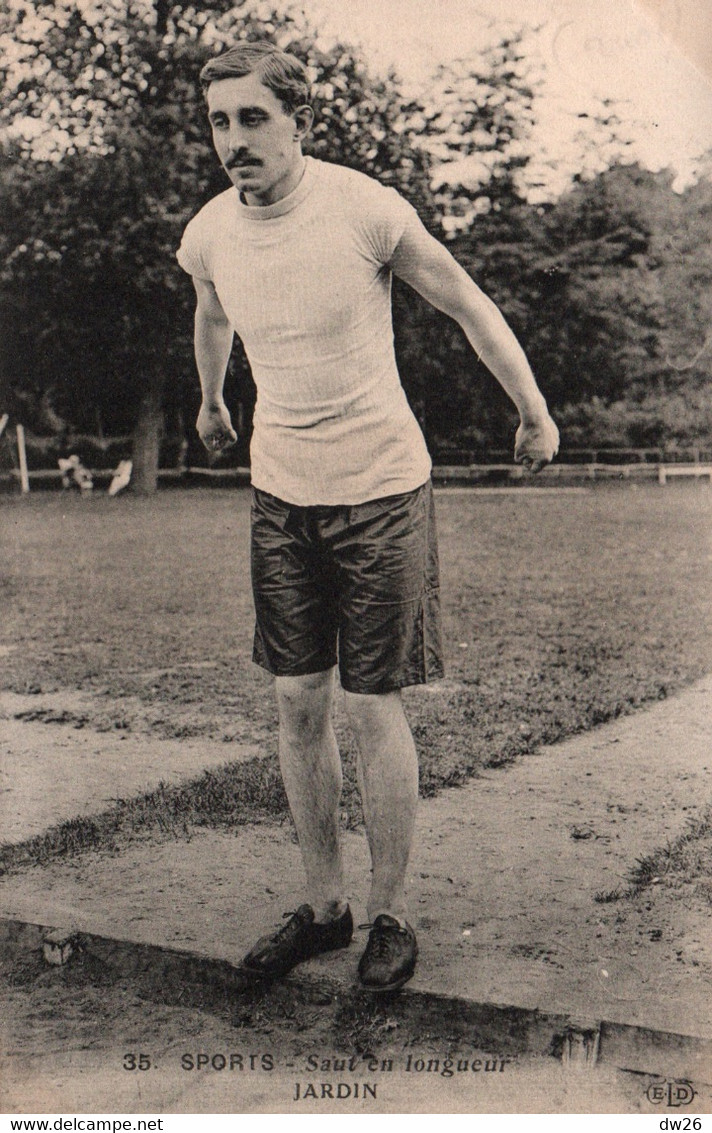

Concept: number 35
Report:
left=123, top=1053, right=152, bottom=1071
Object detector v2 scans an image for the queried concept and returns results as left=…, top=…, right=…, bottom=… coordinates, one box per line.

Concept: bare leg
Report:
left=275, top=668, right=346, bottom=921
left=343, top=689, right=418, bottom=922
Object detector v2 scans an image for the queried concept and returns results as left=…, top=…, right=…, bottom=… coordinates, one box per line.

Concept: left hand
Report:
left=197, top=401, right=237, bottom=455
left=514, top=412, right=560, bottom=473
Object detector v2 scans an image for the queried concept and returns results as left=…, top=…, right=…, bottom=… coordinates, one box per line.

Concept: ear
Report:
left=292, top=104, right=314, bottom=139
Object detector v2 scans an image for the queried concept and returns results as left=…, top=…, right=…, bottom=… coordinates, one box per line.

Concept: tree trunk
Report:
left=131, top=380, right=163, bottom=494
left=154, top=0, right=169, bottom=36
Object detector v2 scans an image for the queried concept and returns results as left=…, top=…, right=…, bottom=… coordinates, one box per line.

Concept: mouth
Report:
left=227, top=161, right=262, bottom=174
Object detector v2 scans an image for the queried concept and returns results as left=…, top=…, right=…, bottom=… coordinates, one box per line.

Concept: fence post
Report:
left=16, top=424, right=30, bottom=494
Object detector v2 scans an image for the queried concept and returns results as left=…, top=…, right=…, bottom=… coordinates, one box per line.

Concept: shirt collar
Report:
left=237, top=157, right=317, bottom=221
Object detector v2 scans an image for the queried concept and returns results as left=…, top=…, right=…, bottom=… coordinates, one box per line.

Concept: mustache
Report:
left=225, top=153, right=263, bottom=170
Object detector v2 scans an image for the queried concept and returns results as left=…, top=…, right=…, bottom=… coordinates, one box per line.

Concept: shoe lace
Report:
left=273, top=910, right=305, bottom=942
left=358, top=921, right=402, bottom=960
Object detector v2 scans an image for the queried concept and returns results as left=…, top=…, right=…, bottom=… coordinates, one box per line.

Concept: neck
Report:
left=243, top=152, right=307, bottom=207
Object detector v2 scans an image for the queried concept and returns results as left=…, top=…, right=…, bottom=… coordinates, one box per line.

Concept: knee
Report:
left=343, top=689, right=404, bottom=745
left=276, top=671, right=334, bottom=746
left=279, top=704, right=330, bottom=747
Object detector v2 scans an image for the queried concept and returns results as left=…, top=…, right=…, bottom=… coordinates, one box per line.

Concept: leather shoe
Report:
left=241, top=903, right=353, bottom=979
left=358, top=914, right=417, bottom=991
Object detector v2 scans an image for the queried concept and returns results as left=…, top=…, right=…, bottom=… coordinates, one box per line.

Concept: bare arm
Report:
left=192, top=276, right=237, bottom=452
left=389, top=221, right=559, bottom=470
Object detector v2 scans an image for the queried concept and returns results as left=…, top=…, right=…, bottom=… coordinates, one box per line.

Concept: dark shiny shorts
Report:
left=250, top=481, right=444, bottom=694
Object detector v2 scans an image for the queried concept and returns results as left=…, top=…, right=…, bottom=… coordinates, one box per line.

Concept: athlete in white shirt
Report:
left=178, top=41, right=559, bottom=991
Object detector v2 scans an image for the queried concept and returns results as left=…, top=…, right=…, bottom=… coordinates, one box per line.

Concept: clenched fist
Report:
left=197, top=401, right=237, bottom=455
left=514, top=412, right=560, bottom=474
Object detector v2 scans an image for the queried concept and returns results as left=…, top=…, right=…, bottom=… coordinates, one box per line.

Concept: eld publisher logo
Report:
left=646, top=1079, right=696, bottom=1107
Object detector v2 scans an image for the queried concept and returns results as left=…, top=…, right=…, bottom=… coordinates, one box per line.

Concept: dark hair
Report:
left=200, top=42, right=311, bottom=113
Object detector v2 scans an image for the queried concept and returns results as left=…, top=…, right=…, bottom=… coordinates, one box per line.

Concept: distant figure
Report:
left=108, top=459, right=132, bottom=497
left=177, top=41, right=559, bottom=992
left=58, top=454, right=93, bottom=493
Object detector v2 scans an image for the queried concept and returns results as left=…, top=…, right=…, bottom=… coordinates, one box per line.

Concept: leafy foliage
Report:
left=415, top=34, right=539, bottom=234
left=530, top=165, right=712, bottom=448
left=425, top=162, right=712, bottom=454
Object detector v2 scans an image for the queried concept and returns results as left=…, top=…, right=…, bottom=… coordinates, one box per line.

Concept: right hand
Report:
left=197, top=401, right=237, bottom=454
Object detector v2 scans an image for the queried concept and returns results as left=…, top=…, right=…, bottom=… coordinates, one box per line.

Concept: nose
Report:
left=228, top=123, right=242, bottom=152
left=227, top=120, right=251, bottom=156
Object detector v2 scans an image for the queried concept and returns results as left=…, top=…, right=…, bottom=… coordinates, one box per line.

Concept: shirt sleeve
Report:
left=176, top=211, right=212, bottom=280
left=355, top=177, right=423, bottom=266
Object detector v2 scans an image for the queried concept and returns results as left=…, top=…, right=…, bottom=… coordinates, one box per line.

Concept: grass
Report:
left=595, top=807, right=712, bottom=906
left=1, top=483, right=711, bottom=868
left=0, top=756, right=293, bottom=873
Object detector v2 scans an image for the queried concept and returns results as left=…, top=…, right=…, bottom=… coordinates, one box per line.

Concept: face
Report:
left=206, top=71, right=312, bottom=206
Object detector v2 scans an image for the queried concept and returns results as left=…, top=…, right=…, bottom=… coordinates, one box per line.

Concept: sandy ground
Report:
left=0, top=690, right=261, bottom=843
left=2, top=677, right=712, bottom=1113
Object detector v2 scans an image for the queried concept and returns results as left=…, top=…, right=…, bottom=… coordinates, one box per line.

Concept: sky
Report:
left=294, top=0, right=712, bottom=194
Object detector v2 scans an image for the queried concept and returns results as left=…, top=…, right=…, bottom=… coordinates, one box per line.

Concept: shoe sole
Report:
left=239, top=963, right=285, bottom=981
left=240, top=939, right=353, bottom=981
left=357, top=967, right=416, bottom=993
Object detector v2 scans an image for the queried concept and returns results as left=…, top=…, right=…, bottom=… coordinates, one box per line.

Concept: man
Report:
left=177, top=41, right=559, bottom=992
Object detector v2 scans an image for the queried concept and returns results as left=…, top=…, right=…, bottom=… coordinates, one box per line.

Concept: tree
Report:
left=519, top=164, right=712, bottom=451
left=655, top=172, right=712, bottom=396
left=1, top=0, right=221, bottom=488
left=413, top=33, right=540, bottom=236
left=375, top=33, right=546, bottom=455
left=401, top=159, right=711, bottom=456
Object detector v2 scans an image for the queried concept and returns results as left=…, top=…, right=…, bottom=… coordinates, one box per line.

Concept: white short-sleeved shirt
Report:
left=177, top=157, right=432, bottom=506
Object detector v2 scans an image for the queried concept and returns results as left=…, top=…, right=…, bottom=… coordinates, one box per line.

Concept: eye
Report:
left=210, top=116, right=228, bottom=130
